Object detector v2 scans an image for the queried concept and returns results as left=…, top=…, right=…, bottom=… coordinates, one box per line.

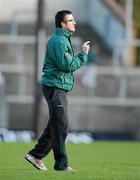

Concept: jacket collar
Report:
left=55, top=27, right=73, bottom=38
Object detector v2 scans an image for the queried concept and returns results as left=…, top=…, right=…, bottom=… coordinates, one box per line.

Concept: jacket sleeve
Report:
left=53, top=41, right=88, bottom=72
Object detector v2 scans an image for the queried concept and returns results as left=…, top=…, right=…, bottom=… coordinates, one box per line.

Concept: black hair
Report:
left=55, top=10, right=72, bottom=28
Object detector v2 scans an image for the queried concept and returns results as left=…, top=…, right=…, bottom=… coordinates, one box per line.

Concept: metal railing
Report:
left=0, top=34, right=140, bottom=106
left=70, top=66, right=140, bottom=106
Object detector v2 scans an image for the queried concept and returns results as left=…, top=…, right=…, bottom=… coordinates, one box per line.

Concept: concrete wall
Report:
left=0, top=72, right=8, bottom=128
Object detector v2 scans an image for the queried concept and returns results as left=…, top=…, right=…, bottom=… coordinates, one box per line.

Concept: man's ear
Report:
left=61, top=22, right=66, bottom=28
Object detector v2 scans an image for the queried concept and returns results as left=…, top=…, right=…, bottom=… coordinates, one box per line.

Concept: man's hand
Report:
left=82, top=41, right=90, bottom=54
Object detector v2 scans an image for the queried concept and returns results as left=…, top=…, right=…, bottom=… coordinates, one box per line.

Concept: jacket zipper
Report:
left=62, top=72, right=65, bottom=89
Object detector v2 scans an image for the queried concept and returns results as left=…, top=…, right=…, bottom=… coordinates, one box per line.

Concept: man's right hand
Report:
left=82, top=41, right=90, bottom=54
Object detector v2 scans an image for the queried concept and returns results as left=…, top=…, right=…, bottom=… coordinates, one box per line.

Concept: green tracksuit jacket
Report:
left=41, top=27, right=88, bottom=91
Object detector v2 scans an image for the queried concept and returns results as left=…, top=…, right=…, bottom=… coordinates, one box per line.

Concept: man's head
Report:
left=55, top=10, right=76, bottom=32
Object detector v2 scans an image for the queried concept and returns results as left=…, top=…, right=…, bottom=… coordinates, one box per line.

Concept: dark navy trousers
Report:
left=29, top=85, right=69, bottom=170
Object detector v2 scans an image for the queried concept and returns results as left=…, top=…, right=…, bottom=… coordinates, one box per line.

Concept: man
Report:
left=25, top=10, right=90, bottom=172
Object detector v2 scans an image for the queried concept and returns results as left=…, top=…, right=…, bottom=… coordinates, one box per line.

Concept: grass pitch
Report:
left=0, top=141, right=140, bottom=180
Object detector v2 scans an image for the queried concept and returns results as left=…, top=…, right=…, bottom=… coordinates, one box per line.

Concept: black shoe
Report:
left=54, top=166, right=74, bottom=172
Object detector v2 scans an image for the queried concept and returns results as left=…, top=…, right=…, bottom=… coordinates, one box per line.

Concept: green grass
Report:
left=0, top=141, right=140, bottom=180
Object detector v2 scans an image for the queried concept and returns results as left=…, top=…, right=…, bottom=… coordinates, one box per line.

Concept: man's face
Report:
left=62, top=14, right=76, bottom=32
